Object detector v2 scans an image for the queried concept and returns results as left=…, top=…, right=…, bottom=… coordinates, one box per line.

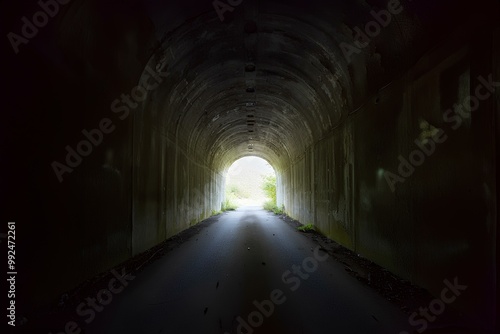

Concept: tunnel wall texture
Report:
left=279, top=24, right=498, bottom=327
left=131, top=103, right=225, bottom=255
left=2, top=0, right=226, bottom=313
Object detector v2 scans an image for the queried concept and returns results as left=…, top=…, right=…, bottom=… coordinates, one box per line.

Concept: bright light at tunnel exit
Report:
left=225, top=157, right=276, bottom=208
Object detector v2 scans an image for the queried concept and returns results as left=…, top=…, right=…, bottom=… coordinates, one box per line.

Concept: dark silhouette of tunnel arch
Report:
left=129, top=0, right=476, bottom=177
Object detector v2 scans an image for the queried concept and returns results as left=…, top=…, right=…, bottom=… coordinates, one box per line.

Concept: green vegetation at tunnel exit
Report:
left=222, top=198, right=238, bottom=211
left=221, top=187, right=239, bottom=212
left=262, top=175, right=285, bottom=214
left=211, top=196, right=238, bottom=216
left=227, top=184, right=250, bottom=199
left=264, top=202, right=285, bottom=215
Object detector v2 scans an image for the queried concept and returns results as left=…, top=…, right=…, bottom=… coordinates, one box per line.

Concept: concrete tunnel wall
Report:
left=279, top=26, right=498, bottom=326
left=1, top=0, right=498, bottom=328
left=3, top=0, right=230, bottom=312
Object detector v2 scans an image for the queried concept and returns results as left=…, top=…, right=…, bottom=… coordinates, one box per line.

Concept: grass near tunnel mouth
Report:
left=263, top=201, right=284, bottom=215
left=211, top=198, right=238, bottom=216
left=222, top=198, right=238, bottom=211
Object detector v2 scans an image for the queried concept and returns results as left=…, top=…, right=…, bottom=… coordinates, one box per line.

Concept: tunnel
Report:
left=2, top=0, right=499, bottom=332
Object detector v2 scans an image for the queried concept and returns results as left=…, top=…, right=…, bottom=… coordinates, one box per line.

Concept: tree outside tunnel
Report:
left=262, top=175, right=284, bottom=214
left=225, top=157, right=276, bottom=209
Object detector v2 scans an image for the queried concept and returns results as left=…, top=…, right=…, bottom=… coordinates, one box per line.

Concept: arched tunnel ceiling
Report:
left=99, top=0, right=470, bottom=173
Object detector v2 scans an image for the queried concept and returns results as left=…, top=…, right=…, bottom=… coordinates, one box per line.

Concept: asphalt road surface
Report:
left=86, top=206, right=412, bottom=334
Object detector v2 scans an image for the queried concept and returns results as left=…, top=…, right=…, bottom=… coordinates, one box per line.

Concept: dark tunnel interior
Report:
left=1, top=0, right=499, bottom=332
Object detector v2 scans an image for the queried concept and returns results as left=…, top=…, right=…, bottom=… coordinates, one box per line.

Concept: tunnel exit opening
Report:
left=224, top=157, right=276, bottom=209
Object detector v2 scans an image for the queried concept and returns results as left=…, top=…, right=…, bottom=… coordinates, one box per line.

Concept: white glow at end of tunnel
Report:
left=226, top=157, right=276, bottom=207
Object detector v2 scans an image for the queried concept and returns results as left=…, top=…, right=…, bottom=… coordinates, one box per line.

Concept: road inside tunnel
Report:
left=85, top=207, right=411, bottom=334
